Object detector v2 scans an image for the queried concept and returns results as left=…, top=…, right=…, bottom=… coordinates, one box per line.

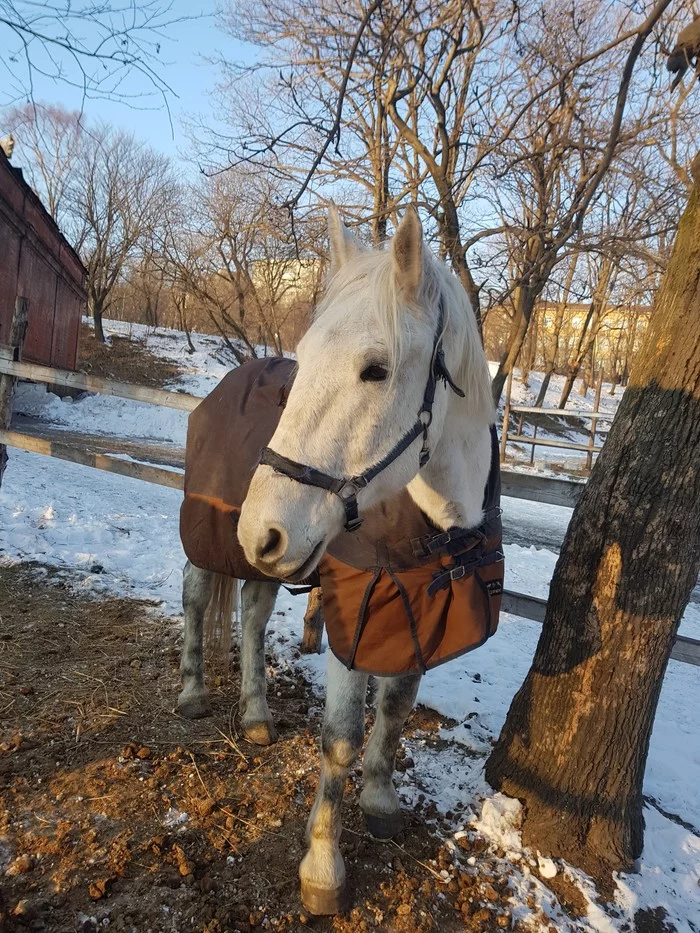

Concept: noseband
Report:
left=259, top=297, right=465, bottom=532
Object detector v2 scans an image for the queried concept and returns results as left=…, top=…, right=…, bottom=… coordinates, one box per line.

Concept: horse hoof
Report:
left=300, top=881, right=349, bottom=916
left=178, top=692, right=212, bottom=719
left=364, top=810, right=403, bottom=840
left=243, top=721, right=278, bottom=746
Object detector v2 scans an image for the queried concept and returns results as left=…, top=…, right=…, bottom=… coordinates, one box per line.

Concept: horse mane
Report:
left=317, top=246, right=494, bottom=427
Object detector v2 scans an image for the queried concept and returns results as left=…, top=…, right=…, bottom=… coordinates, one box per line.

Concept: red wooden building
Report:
left=0, top=148, right=85, bottom=369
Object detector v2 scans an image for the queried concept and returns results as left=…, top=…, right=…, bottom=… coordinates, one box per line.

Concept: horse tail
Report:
left=203, top=574, right=240, bottom=672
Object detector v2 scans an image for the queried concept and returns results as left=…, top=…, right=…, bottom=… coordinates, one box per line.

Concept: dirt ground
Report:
left=77, top=324, right=184, bottom=388
left=1, top=563, right=669, bottom=933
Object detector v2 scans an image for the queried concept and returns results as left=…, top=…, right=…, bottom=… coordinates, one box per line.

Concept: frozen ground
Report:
left=2, top=319, right=698, bottom=931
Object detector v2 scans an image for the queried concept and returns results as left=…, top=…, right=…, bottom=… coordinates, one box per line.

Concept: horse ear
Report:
left=328, top=205, right=362, bottom=276
left=392, top=207, right=423, bottom=301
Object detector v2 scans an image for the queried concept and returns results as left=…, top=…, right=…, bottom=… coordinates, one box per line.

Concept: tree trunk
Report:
left=558, top=302, right=596, bottom=409
left=93, top=301, right=106, bottom=344
left=519, top=310, right=538, bottom=386
left=578, top=345, right=593, bottom=396
left=491, top=287, right=537, bottom=405
left=534, top=368, right=553, bottom=407
left=436, top=187, right=481, bottom=330
left=485, top=173, right=700, bottom=878
left=535, top=256, right=580, bottom=408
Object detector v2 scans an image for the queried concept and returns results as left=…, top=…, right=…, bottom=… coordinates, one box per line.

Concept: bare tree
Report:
left=533, top=254, right=581, bottom=406
left=1, top=1, right=182, bottom=109
left=160, top=170, right=322, bottom=359
left=218, top=0, right=514, bottom=322
left=3, top=102, right=83, bottom=226
left=483, top=0, right=680, bottom=403
left=214, top=0, right=681, bottom=399
left=69, top=125, right=178, bottom=342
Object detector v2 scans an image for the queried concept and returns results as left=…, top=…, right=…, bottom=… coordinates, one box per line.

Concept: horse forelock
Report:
left=312, top=245, right=493, bottom=424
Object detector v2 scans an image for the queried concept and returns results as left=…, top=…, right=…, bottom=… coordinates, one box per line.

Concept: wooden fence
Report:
left=500, top=369, right=615, bottom=471
left=1, top=342, right=698, bottom=669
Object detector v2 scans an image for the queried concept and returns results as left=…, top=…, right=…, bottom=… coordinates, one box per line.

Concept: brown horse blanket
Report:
left=180, top=357, right=504, bottom=675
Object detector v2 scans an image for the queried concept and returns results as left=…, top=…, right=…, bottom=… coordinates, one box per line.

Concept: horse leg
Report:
left=300, top=652, right=368, bottom=915
left=359, top=673, right=420, bottom=839
left=178, top=561, right=215, bottom=719
left=239, top=580, right=280, bottom=746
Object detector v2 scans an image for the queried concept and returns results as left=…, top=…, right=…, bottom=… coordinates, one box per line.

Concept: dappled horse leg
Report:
left=239, top=580, right=280, bottom=746
left=300, top=652, right=368, bottom=915
left=178, top=561, right=215, bottom=719
left=360, top=673, right=420, bottom=839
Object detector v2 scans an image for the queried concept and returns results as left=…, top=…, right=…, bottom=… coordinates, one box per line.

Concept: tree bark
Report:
left=558, top=302, right=596, bottom=409
left=93, top=301, right=106, bottom=344
left=519, top=310, right=538, bottom=386
left=485, top=175, right=700, bottom=878
left=491, top=286, right=538, bottom=405
left=534, top=369, right=553, bottom=407
left=536, top=257, right=580, bottom=407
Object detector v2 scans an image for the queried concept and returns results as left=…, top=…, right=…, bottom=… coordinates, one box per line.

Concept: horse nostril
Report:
left=259, top=526, right=283, bottom=561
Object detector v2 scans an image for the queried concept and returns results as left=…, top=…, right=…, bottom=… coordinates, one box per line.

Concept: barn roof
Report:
left=0, top=146, right=85, bottom=277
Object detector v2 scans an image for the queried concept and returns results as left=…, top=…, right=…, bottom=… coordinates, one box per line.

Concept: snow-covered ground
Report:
left=2, top=319, right=698, bottom=932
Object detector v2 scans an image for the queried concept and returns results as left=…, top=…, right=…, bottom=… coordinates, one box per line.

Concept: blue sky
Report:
left=2, top=0, right=257, bottom=166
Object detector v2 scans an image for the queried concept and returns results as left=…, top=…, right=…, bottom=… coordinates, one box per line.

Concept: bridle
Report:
left=259, top=296, right=465, bottom=533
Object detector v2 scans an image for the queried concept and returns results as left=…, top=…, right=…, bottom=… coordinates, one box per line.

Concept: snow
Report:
left=0, top=318, right=698, bottom=931
left=474, top=794, right=524, bottom=852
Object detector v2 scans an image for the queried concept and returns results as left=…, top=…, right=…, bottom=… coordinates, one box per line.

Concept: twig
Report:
left=386, top=839, right=449, bottom=884
left=188, top=752, right=212, bottom=799
left=213, top=725, right=247, bottom=762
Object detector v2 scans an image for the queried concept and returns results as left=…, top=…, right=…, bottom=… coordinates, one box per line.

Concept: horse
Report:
left=177, top=206, right=497, bottom=914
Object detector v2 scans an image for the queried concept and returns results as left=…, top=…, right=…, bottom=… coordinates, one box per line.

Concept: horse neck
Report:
left=406, top=391, right=492, bottom=532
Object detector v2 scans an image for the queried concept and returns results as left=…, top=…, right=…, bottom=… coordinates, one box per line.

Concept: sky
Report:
left=1, top=0, right=258, bottom=168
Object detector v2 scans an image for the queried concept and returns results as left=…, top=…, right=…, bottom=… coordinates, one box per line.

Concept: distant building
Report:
left=484, top=299, right=651, bottom=375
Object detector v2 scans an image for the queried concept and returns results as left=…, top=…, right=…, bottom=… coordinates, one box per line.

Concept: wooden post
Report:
left=500, top=368, right=514, bottom=463
left=586, top=372, right=604, bottom=471
left=530, top=422, right=538, bottom=465
left=0, top=297, right=29, bottom=486
left=301, top=587, right=325, bottom=654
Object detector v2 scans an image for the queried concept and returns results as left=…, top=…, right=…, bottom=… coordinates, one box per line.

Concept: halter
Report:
left=258, top=296, right=466, bottom=533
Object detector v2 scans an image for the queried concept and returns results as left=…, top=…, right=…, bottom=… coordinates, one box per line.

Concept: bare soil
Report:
left=0, top=563, right=532, bottom=933
left=77, top=324, right=184, bottom=389
left=2, top=563, right=662, bottom=933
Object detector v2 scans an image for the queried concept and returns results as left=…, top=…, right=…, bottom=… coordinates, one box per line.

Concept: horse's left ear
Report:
left=328, top=205, right=363, bottom=277
left=392, top=207, right=423, bottom=301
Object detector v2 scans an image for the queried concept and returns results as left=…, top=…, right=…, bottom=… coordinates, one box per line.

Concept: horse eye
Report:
left=360, top=363, right=389, bottom=382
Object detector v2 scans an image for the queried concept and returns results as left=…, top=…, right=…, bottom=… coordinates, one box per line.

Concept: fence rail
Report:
left=0, top=429, right=184, bottom=489
left=501, top=590, right=700, bottom=667
left=500, top=368, right=612, bottom=470
left=0, top=354, right=201, bottom=412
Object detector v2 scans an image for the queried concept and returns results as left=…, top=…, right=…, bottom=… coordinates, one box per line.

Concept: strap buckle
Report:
left=448, top=563, right=467, bottom=582
left=337, top=475, right=369, bottom=499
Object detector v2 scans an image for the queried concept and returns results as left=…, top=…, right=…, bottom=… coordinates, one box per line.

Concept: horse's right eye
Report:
left=360, top=363, right=389, bottom=382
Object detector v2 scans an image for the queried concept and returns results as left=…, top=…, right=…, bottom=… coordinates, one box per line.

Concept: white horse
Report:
left=230, top=207, right=493, bottom=913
